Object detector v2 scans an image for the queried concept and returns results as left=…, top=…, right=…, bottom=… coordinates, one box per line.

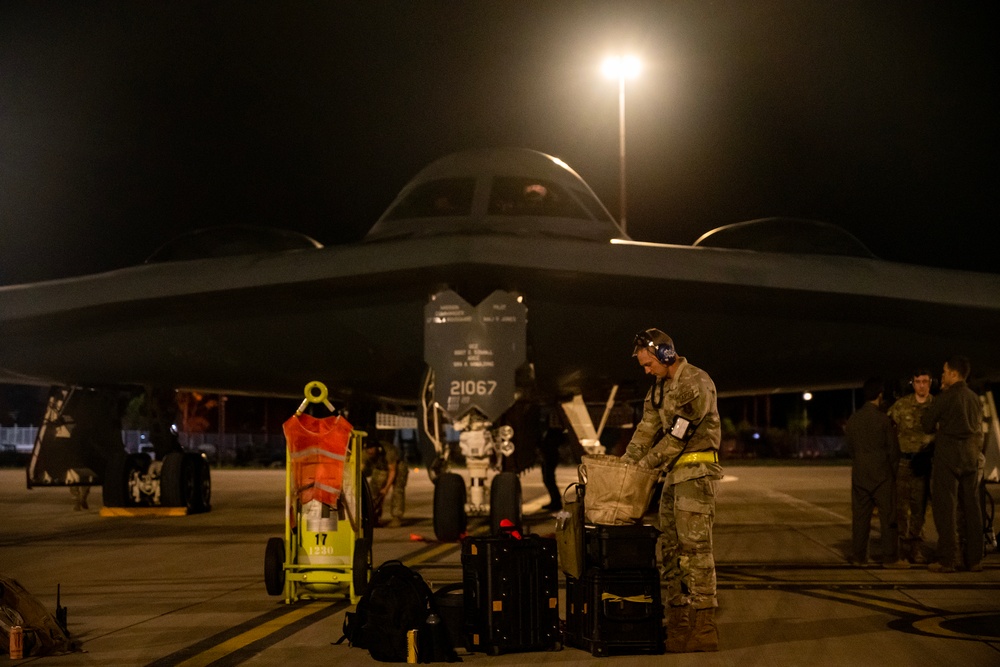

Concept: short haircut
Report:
left=862, top=377, right=884, bottom=402
left=912, top=368, right=931, bottom=379
left=946, top=355, right=971, bottom=380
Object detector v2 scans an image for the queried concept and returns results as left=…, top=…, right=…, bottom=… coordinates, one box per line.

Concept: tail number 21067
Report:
left=450, top=380, right=497, bottom=396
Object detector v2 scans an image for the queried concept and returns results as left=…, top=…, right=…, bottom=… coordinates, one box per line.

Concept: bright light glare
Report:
left=602, top=55, right=641, bottom=79
left=803, top=392, right=813, bottom=401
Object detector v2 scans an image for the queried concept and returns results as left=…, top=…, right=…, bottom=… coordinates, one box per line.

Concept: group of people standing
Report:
left=355, top=332, right=988, bottom=656
left=846, top=356, right=987, bottom=572
left=551, top=330, right=992, bottom=654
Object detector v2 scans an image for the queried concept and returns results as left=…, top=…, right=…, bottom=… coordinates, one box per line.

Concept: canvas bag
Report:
left=554, top=483, right=585, bottom=578
left=578, top=454, right=660, bottom=525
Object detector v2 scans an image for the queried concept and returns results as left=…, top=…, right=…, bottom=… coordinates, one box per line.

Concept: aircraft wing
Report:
left=3, top=233, right=999, bottom=402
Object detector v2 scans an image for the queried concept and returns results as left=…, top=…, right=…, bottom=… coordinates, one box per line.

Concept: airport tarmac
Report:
left=2, top=463, right=999, bottom=666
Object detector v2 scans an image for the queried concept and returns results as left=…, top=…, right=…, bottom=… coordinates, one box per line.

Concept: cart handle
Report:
left=295, top=381, right=336, bottom=415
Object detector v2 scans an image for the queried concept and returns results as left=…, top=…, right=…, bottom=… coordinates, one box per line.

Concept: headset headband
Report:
left=633, top=329, right=676, bottom=365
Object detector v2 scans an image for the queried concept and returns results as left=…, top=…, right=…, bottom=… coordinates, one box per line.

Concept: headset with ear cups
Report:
left=633, top=328, right=677, bottom=365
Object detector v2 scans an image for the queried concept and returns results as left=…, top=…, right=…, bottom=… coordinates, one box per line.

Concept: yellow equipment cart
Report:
left=264, top=382, right=374, bottom=604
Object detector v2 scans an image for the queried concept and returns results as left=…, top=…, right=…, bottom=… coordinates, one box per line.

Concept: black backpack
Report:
left=341, top=560, right=459, bottom=663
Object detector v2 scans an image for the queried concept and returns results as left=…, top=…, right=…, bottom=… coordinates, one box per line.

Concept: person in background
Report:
left=887, top=369, right=934, bottom=563
left=845, top=377, right=909, bottom=569
left=540, top=416, right=565, bottom=511
left=922, top=355, right=985, bottom=572
left=362, top=436, right=408, bottom=527
left=620, top=328, right=722, bottom=653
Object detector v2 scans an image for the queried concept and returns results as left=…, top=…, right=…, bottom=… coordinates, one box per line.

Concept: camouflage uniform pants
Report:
left=659, top=475, right=719, bottom=609
left=370, top=465, right=409, bottom=520
left=896, top=461, right=929, bottom=543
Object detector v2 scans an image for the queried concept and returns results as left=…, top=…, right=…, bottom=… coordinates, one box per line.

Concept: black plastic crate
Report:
left=584, top=524, right=660, bottom=570
left=565, top=567, right=664, bottom=657
left=462, top=534, right=561, bottom=655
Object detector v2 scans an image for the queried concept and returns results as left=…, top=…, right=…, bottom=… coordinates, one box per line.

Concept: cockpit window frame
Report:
left=382, top=177, right=477, bottom=220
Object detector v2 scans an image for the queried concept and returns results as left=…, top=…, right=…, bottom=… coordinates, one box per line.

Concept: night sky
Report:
left=1, top=1, right=996, bottom=286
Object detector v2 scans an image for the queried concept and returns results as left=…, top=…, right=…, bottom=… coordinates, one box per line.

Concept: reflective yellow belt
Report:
left=675, top=451, right=718, bottom=467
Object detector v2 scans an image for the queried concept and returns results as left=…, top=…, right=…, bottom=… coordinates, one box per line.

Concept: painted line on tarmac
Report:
left=801, top=588, right=940, bottom=616
left=146, top=503, right=546, bottom=666
left=147, top=520, right=472, bottom=666
left=721, top=581, right=1000, bottom=591
left=144, top=601, right=344, bottom=667
left=760, top=486, right=850, bottom=522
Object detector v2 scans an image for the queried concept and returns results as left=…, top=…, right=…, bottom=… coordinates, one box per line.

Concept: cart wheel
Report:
left=361, top=477, right=375, bottom=546
left=433, top=472, right=467, bottom=542
left=489, top=471, right=522, bottom=536
left=264, top=537, right=285, bottom=596
left=353, top=537, right=373, bottom=597
left=160, top=452, right=196, bottom=509
left=102, top=452, right=128, bottom=507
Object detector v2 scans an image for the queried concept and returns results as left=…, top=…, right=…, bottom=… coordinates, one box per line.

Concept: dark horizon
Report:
left=1, top=1, right=996, bottom=286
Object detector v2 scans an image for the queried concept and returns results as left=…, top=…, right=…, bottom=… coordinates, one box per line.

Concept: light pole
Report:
left=602, top=55, right=641, bottom=234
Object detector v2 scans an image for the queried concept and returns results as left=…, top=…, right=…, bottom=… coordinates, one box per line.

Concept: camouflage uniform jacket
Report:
left=622, top=357, right=723, bottom=485
left=362, top=442, right=400, bottom=476
left=887, top=394, right=934, bottom=454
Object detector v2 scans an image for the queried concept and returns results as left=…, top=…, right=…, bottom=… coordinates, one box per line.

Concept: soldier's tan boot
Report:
left=687, top=607, right=719, bottom=652
left=665, top=605, right=693, bottom=652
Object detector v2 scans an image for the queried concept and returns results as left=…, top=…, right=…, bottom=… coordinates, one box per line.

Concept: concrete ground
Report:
left=1, top=463, right=998, bottom=666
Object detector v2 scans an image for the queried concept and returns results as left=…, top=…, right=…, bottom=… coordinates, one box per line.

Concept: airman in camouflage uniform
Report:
left=362, top=438, right=408, bottom=527
left=887, top=370, right=934, bottom=563
left=621, top=329, right=722, bottom=653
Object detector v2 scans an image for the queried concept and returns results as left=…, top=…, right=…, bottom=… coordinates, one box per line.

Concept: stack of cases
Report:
left=565, top=524, right=665, bottom=657
left=461, top=534, right=561, bottom=655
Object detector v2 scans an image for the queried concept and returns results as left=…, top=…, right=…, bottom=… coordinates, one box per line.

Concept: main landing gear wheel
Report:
left=264, top=537, right=285, bottom=596
left=194, top=454, right=211, bottom=512
left=489, top=471, right=522, bottom=536
left=102, top=452, right=128, bottom=507
left=433, top=472, right=467, bottom=542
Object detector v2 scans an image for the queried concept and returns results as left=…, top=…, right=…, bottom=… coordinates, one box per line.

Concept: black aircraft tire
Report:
left=361, top=477, right=375, bottom=546
left=489, top=471, right=522, bottom=536
left=264, top=537, right=285, bottom=596
left=160, top=452, right=194, bottom=508
left=433, top=472, right=467, bottom=542
left=352, top=537, right=373, bottom=598
left=102, top=452, right=128, bottom=507
left=186, top=453, right=211, bottom=513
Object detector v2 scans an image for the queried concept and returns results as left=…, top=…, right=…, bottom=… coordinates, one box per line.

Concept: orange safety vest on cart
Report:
left=282, top=413, right=352, bottom=507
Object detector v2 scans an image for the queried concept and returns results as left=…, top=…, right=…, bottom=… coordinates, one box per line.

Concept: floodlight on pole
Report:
left=602, top=55, right=641, bottom=234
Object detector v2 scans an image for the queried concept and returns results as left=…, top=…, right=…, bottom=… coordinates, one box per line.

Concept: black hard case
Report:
left=584, top=523, right=660, bottom=570
left=461, top=534, right=561, bottom=655
left=565, top=566, right=665, bottom=657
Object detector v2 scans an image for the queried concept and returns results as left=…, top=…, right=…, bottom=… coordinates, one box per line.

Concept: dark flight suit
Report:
left=922, top=381, right=984, bottom=569
left=845, top=401, right=900, bottom=563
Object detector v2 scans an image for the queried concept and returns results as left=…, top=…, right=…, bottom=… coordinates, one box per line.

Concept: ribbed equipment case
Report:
left=461, top=534, right=561, bottom=655
left=565, top=566, right=665, bottom=657
left=584, top=523, right=660, bottom=570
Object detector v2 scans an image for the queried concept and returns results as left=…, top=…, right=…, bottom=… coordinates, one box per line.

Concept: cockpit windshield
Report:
left=382, top=178, right=476, bottom=220
left=487, top=177, right=590, bottom=219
